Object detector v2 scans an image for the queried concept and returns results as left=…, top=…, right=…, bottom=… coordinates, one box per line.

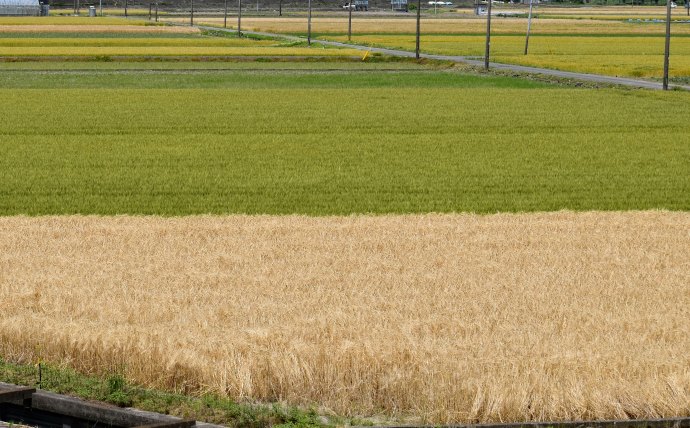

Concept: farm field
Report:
left=187, top=8, right=690, bottom=79
left=326, top=33, right=690, bottom=77
left=2, top=14, right=690, bottom=427
left=191, top=15, right=690, bottom=35
left=1, top=212, right=690, bottom=424
left=1, top=71, right=690, bottom=214
left=0, top=60, right=432, bottom=70
left=0, top=18, right=359, bottom=59
left=0, top=33, right=359, bottom=58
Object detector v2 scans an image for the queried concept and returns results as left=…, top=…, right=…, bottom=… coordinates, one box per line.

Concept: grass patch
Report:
left=0, top=68, right=542, bottom=88
left=0, top=359, right=330, bottom=427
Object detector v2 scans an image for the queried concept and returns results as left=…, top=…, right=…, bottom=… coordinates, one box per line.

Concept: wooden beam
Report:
left=135, top=419, right=196, bottom=428
left=0, top=387, right=35, bottom=405
left=31, top=391, right=162, bottom=427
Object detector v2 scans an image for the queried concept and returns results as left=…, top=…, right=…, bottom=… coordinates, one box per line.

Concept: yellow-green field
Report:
left=186, top=7, right=690, bottom=79
left=0, top=46, right=360, bottom=57
left=191, top=15, right=690, bottom=35
left=0, top=17, right=360, bottom=59
left=324, top=33, right=690, bottom=77
left=0, top=37, right=278, bottom=47
left=0, top=16, right=149, bottom=25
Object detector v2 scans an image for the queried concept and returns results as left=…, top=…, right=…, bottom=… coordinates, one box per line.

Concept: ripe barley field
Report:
left=1, top=212, right=689, bottom=424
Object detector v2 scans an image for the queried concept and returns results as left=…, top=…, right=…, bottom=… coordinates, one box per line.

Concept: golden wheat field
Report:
left=1, top=212, right=690, bottom=424
left=0, top=24, right=199, bottom=33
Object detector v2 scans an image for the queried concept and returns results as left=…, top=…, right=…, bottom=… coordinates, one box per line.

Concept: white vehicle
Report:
left=670, top=1, right=677, bottom=7
left=343, top=0, right=368, bottom=10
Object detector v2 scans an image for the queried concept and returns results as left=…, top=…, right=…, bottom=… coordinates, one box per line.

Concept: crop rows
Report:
left=0, top=77, right=689, bottom=215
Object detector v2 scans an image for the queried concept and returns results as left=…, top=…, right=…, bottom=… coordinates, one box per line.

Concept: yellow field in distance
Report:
left=0, top=24, right=200, bottom=33
left=322, top=33, right=690, bottom=77
left=0, top=46, right=360, bottom=56
left=0, top=37, right=279, bottom=47
left=189, top=10, right=690, bottom=35
left=0, top=16, right=148, bottom=25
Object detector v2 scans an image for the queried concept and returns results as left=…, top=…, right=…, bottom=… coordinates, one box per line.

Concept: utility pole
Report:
left=149, top=3, right=152, bottom=19
left=224, top=0, right=228, bottom=27
left=663, top=0, right=672, bottom=90
left=484, top=0, right=492, bottom=69
left=125, top=0, right=128, bottom=17
left=155, top=2, right=158, bottom=21
left=308, top=0, right=312, bottom=46
left=279, top=0, right=282, bottom=16
left=99, top=0, right=102, bottom=15
left=524, top=0, right=533, bottom=55
left=415, top=0, right=421, bottom=58
left=76, top=0, right=80, bottom=14
left=348, top=1, right=353, bottom=41
left=238, top=0, right=242, bottom=37
left=191, top=0, right=194, bottom=26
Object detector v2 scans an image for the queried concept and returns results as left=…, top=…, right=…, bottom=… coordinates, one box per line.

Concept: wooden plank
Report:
left=0, top=383, right=204, bottom=428
left=31, top=390, right=162, bottom=427
left=0, top=387, right=35, bottom=404
left=134, top=419, right=196, bottom=428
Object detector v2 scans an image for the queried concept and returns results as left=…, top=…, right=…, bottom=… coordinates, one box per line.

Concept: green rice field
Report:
left=1, top=69, right=688, bottom=215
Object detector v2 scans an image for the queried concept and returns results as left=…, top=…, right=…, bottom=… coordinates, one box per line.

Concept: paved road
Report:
left=198, top=25, right=690, bottom=91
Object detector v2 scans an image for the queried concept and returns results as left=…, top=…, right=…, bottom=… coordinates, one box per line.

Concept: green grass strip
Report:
left=0, top=358, right=339, bottom=428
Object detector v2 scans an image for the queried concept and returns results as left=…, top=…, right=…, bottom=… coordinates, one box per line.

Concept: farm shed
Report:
left=0, top=0, right=43, bottom=16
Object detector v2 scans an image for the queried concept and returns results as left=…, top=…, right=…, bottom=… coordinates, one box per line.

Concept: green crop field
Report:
left=1, top=70, right=688, bottom=216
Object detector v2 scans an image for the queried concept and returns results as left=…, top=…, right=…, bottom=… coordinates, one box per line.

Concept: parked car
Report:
left=343, top=1, right=368, bottom=10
